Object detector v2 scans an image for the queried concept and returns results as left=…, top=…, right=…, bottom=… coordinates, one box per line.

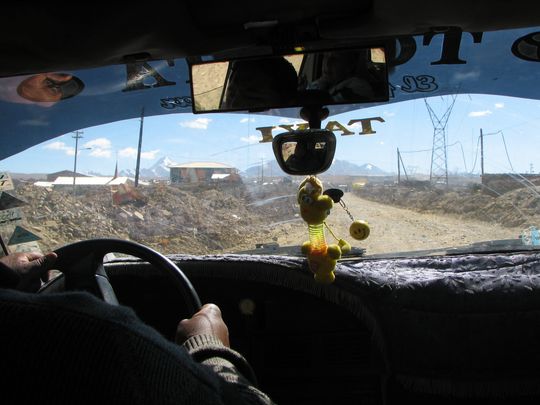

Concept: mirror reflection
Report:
left=282, top=141, right=329, bottom=172
left=273, top=130, right=336, bottom=175
left=191, top=47, right=388, bottom=113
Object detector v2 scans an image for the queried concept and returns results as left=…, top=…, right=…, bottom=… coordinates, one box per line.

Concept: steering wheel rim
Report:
left=40, top=238, right=202, bottom=316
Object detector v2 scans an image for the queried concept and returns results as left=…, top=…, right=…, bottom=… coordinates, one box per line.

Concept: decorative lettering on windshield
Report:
left=401, top=75, right=438, bottom=93
left=346, top=118, right=385, bottom=135
left=423, top=28, right=483, bottom=65
left=387, top=36, right=417, bottom=67
left=123, top=62, right=176, bottom=92
left=160, top=96, right=193, bottom=109
left=255, top=117, right=385, bottom=142
left=389, top=75, right=438, bottom=98
left=512, top=32, right=540, bottom=62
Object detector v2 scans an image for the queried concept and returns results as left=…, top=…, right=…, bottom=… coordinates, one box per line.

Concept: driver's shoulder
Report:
left=0, top=288, right=141, bottom=330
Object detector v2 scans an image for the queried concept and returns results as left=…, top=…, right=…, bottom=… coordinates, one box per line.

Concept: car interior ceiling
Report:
left=2, top=2, right=540, bottom=76
left=3, top=2, right=540, bottom=405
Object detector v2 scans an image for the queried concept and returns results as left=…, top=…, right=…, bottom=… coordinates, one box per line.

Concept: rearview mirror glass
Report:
left=272, top=130, right=336, bottom=175
left=190, top=47, right=388, bottom=113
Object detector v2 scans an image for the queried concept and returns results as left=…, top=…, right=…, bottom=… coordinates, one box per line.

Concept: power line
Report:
left=499, top=131, right=515, bottom=172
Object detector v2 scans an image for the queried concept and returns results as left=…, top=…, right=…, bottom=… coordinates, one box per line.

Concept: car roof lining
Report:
left=1, top=1, right=540, bottom=77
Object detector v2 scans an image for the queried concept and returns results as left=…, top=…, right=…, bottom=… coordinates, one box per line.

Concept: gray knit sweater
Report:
left=0, top=287, right=274, bottom=404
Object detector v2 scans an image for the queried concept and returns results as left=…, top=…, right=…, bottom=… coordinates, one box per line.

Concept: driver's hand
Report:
left=176, top=303, right=230, bottom=347
left=0, top=251, right=57, bottom=292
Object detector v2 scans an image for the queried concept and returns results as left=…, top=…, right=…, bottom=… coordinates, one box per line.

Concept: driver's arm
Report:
left=0, top=251, right=57, bottom=291
left=177, top=304, right=273, bottom=404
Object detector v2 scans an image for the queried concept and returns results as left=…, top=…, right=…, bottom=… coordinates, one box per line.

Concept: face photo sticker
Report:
left=17, top=73, right=84, bottom=103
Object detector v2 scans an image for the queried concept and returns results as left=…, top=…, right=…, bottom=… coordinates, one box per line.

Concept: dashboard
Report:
left=105, top=252, right=540, bottom=404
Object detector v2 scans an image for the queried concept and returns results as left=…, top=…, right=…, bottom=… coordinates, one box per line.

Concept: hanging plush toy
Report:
left=298, top=176, right=351, bottom=284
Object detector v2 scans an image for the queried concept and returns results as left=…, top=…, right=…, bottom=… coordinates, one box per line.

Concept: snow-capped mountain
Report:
left=145, top=156, right=176, bottom=178
left=242, top=159, right=387, bottom=177
left=324, top=160, right=387, bottom=175
left=119, top=156, right=177, bottom=179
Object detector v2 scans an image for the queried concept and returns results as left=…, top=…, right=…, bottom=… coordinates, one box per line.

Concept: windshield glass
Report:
left=0, top=26, right=539, bottom=257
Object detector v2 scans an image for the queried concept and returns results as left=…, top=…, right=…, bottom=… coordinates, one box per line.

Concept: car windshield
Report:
left=0, top=26, right=539, bottom=257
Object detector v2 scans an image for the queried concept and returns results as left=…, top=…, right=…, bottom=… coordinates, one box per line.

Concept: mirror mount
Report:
left=299, top=104, right=329, bottom=129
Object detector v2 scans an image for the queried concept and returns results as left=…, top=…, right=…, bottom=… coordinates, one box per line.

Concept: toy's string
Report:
left=339, top=200, right=355, bottom=222
left=323, top=222, right=339, bottom=242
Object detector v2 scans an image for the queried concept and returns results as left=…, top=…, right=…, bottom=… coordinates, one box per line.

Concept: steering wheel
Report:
left=39, top=239, right=202, bottom=316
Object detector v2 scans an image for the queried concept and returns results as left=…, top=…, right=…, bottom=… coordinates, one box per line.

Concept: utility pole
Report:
left=397, top=148, right=400, bottom=184
left=72, top=130, right=84, bottom=195
left=134, top=108, right=144, bottom=187
left=397, top=148, right=408, bottom=184
left=480, top=128, right=484, bottom=183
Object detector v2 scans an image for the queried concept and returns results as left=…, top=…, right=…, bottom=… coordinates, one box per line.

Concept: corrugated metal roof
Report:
left=46, top=176, right=148, bottom=186
left=168, top=162, right=235, bottom=169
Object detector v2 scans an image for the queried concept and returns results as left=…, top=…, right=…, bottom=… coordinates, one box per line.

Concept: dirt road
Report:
left=271, top=193, right=524, bottom=255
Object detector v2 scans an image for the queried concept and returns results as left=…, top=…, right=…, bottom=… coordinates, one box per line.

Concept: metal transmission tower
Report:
left=425, top=95, right=457, bottom=186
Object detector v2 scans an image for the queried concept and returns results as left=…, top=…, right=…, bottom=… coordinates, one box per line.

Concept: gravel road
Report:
left=272, top=192, right=524, bottom=255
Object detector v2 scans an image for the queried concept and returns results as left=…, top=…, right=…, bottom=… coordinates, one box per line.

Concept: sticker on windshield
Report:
left=17, top=73, right=84, bottom=103
left=0, top=173, right=14, bottom=191
left=0, top=208, right=23, bottom=225
left=7, top=225, right=41, bottom=246
left=160, top=96, right=193, bottom=109
left=512, top=32, right=540, bottom=62
left=0, top=192, right=27, bottom=210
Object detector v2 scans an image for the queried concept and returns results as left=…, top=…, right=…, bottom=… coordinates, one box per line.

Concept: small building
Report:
left=46, top=170, right=88, bottom=182
left=34, top=176, right=148, bottom=188
left=169, top=162, right=239, bottom=184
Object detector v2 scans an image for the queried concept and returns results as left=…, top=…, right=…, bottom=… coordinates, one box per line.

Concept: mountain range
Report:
left=107, top=156, right=387, bottom=179
left=243, top=159, right=387, bottom=177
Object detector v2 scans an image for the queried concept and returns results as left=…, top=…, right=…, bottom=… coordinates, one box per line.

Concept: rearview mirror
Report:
left=272, top=130, right=336, bottom=175
left=190, top=47, right=388, bottom=113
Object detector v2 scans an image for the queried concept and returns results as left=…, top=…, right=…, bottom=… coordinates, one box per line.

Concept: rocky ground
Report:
left=5, top=180, right=539, bottom=257
left=355, top=183, right=540, bottom=229
left=11, top=182, right=298, bottom=255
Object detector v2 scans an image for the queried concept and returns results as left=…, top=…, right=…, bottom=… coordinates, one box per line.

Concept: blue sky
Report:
left=1, top=94, right=539, bottom=175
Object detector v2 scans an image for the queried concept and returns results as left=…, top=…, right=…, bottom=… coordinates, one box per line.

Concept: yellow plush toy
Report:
left=298, top=176, right=351, bottom=284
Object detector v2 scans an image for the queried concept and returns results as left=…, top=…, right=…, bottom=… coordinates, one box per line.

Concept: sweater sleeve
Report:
left=183, top=334, right=274, bottom=404
left=0, top=289, right=275, bottom=404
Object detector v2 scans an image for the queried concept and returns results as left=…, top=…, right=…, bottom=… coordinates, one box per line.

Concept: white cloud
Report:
left=379, top=141, right=385, bottom=145
left=240, top=117, right=256, bottom=123
left=179, top=118, right=211, bottom=129
left=81, top=137, right=113, bottom=159
left=468, top=110, right=493, bottom=117
left=495, top=103, right=505, bottom=109
left=43, top=141, right=75, bottom=156
left=383, top=111, right=396, bottom=117
left=89, top=149, right=112, bottom=158
left=141, top=149, right=160, bottom=160
left=118, top=147, right=137, bottom=158
left=118, top=147, right=159, bottom=160
left=241, top=135, right=261, bottom=144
